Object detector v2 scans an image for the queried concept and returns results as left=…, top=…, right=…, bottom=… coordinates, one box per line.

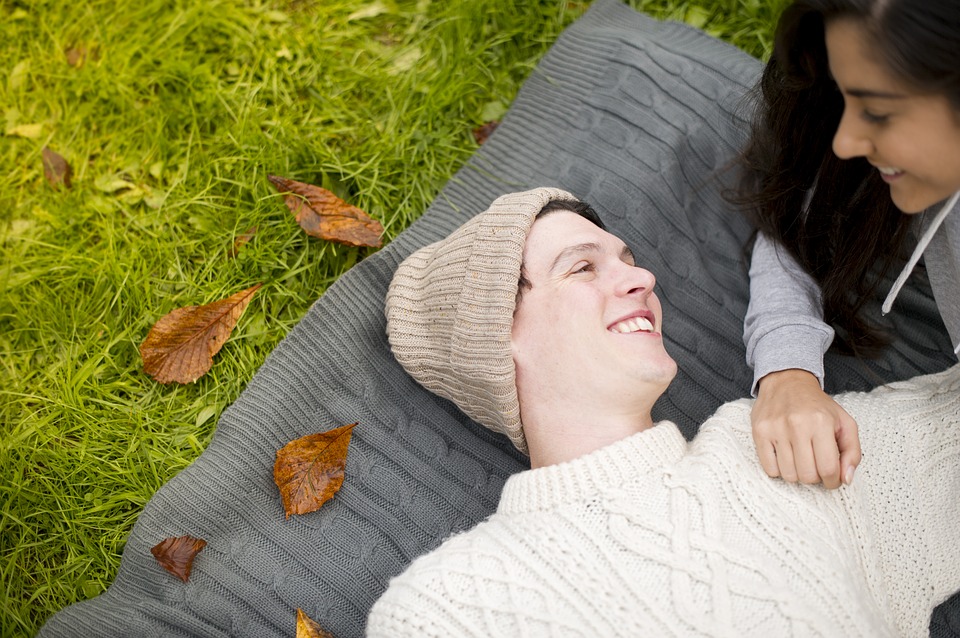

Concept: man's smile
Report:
left=608, top=311, right=656, bottom=334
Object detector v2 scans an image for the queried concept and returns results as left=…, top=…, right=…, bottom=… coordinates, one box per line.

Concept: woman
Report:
left=737, top=0, right=960, bottom=487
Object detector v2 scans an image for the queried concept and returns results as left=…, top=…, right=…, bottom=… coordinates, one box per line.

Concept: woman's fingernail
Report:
left=843, top=466, right=855, bottom=485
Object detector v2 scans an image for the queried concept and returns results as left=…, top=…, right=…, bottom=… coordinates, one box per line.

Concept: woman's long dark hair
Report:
left=735, top=0, right=960, bottom=355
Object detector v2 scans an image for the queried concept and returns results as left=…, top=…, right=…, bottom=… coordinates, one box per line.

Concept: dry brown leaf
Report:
left=65, top=47, right=84, bottom=67
left=42, top=147, right=72, bottom=189
left=296, top=608, right=334, bottom=638
left=268, top=175, right=382, bottom=248
left=230, top=225, right=258, bottom=258
left=274, top=423, right=357, bottom=519
left=140, top=284, right=261, bottom=384
left=65, top=43, right=99, bottom=68
left=472, top=121, right=499, bottom=145
left=150, top=535, right=207, bottom=582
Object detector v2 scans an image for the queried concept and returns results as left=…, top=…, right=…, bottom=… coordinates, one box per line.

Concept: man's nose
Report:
left=832, top=107, right=874, bottom=159
left=617, top=264, right=656, bottom=297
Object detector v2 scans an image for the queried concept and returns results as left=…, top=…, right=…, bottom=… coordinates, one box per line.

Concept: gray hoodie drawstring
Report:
left=881, top=191, right=960, bottom=338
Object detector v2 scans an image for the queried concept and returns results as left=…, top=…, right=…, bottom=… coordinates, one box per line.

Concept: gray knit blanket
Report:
left=39, top=1, right=959, bottom=636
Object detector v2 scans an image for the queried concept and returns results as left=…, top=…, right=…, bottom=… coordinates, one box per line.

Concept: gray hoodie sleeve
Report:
left=744, top=232, right=836, bottom=396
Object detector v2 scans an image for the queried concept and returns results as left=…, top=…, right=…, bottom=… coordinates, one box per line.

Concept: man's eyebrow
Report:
left=549, top=242, right=635, bottom=272
left=549, top=243, right=600, bottom=273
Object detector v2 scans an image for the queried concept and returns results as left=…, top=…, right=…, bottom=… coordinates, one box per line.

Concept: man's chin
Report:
left=649, top=359, right=678, bottom=399
left=629, top=358, right=677, bottom=397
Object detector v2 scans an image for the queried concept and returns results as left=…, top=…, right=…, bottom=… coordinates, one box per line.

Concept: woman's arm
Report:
left=744, top=232, right=834, bottom=394
left=744, top=232, right=861, bottom=489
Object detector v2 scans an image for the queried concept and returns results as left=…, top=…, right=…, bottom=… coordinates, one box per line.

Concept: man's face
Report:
left=511, top=211, right=676, bottom=416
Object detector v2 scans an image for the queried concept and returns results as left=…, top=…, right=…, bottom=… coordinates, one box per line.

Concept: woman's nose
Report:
left=832, top=107, right=874, bottom=159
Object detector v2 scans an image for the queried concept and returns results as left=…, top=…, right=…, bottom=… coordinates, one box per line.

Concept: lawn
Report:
left=0, top=0, right=786, bottom=635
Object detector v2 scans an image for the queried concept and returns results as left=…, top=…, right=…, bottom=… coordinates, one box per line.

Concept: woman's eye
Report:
left=861, top=110, right=889, bottom=124
left=573, top=263, right=594, bottom=274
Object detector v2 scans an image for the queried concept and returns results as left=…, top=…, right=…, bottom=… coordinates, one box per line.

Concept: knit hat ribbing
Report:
left=385, top=187, right=578, bottom=454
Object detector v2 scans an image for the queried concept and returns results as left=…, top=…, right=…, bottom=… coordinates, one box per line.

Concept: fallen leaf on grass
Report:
left=296, top=609, right=334, bottom=638
left=472, top=121, right=499, bottom=145
left=274, top=423, right=357, bottom=518
left=151, top=535, right=207, bottom=582
left=42, top=147, right=72, bottom=189
left=65, top=44, right=100, bottom=68
left=347, top=0, right=391, bottom=21
left=230, top=226, right=258, bottom=257
left=140, top=284, right=261, bottom=384
left=9, top=61, right=29, bottom=91
left=389, top=47, right=421, bottom=75
left=268, top=175, right=382, bottom=248
left=94, top=174, right=136, bottom=193
left=6, top=123, right=43, bottom=139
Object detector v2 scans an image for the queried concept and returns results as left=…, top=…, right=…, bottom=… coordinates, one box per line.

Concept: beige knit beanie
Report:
left=385, top=187, right=578, bottom=454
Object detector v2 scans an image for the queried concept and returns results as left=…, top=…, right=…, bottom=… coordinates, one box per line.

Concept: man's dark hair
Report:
left=516, top=199, right=606, bottom=304
left=536, top=198, right=606, bottom=229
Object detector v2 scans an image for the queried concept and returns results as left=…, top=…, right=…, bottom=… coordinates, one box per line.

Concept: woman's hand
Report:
left=752, top=369, right=861, bottom=489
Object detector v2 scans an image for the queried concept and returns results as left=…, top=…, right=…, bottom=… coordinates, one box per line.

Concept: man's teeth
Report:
left=610, top=317, right=654, bottom=333
left=878, top=167, right=903, bottom=176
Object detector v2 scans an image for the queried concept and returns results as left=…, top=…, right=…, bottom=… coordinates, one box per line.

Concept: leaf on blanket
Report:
left=42, top=147, right=72, bottom=189
left=296, top=608, right=334, bottom=638
left=274, top=423, right=357, bottom=519
left=472, top=121, right=499, bottom=145
left=140, top=284, right=262, bottom=384
left=150, top=535, right=207, bottom=582
left=268, top=175, right=382, bottom=248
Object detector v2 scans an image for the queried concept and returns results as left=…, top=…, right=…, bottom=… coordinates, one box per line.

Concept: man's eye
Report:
left=573, top=263, right=594, bottom=274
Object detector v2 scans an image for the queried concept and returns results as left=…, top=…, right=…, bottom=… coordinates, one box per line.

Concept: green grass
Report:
left=0, top=0, right=787, bottom=635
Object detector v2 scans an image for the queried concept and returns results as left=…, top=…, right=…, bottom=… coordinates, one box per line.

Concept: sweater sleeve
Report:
left=744, top=231, right=835, bottom=395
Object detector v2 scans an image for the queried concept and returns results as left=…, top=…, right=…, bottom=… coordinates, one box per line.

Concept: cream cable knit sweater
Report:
left=366, top=365, right=960, bottom=637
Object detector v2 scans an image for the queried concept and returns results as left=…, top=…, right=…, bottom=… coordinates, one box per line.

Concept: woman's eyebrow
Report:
left=844, top=87, right=907, bottom=99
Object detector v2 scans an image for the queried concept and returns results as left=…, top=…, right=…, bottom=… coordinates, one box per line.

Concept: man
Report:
left=369, top=188, right=960, bottom=637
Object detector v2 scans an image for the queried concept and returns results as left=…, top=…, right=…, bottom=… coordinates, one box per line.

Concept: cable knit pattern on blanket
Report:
left=38, top=1, right=960, bottom=636
left=368, top=366, right=960, bottom=637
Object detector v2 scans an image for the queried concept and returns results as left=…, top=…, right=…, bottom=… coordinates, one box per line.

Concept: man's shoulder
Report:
left=708, top=397, right=754, bottom=419
left=367, top=514, right=535, bottom=635
left=694, top=397, right=755, bottom=442
left=390, top=514, right=525, bottom=582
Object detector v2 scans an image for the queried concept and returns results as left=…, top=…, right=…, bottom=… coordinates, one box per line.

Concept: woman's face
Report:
left=826, top=17, right=960, bottom=213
